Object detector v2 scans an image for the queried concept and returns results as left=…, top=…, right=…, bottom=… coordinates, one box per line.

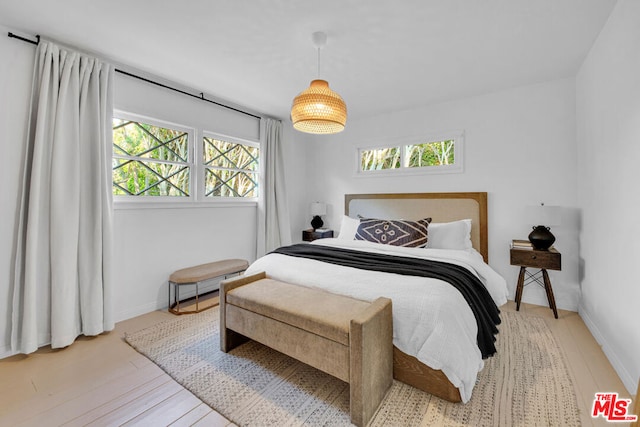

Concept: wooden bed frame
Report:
left=345, top=191, right=489, bottom=402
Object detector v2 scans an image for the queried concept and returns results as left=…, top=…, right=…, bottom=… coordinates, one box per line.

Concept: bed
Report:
left=245, top=192, right=508, bottom=403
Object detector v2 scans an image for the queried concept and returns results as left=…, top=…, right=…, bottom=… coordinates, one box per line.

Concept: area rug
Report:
left=124, top=307, right=581, bottom=426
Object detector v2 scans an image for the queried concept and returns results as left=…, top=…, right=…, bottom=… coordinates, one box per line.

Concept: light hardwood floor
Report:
left=0, top=301, right=634, bottom=427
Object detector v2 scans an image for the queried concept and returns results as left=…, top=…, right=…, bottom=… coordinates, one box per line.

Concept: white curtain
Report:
left=12, top=41, right=114, bottom=353
left=257, top=118, right=292, bottom=258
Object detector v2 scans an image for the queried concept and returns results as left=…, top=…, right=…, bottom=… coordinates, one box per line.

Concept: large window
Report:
left=357, top=132, right=463, bottom=175
left=112, top=113, right=259, bottom=202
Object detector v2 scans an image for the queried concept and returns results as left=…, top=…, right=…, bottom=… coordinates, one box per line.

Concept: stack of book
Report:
left=511, top=239, right=534, bottom=250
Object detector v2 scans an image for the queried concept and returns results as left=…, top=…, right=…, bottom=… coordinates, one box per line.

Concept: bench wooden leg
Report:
left=221, top=328, right=249, bottom=353
left=220, top=287, right=250, bottom=352
left=349, top=297, right=393, bottom=427
left=219, top=272, right=266, bottom=352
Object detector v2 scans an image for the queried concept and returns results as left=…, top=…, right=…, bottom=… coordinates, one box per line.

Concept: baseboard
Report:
left=579, top=303, right=636, bottom=394
left=521, top=293, right=578, bottom=312
left=115, top=282, right=222, bottom=323
left=2, top=301, right=173, bottom=358
left=1, top=302, right=164, bottom=359
left=114, top=301, right=165, bottom=323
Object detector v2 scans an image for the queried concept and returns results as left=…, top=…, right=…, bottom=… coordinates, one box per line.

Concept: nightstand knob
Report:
left=531, top=255, right=537, bottom=259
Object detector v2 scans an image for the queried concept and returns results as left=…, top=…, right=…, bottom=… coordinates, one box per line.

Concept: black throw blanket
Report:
left=272, top=244, right=501, bottom=358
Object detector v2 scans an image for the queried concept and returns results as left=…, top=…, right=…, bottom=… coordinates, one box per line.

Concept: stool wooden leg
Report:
left=515, top=266, right=526, bottom=311
left=541, top=269, right=558, bottom=319
left=168, top=281, right=180, bottom=314
left=195, top=281, right=199, bottom=312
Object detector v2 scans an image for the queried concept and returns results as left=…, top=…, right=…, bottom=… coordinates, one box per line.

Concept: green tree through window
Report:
left=112, top=115, right=260, bottom=200
left=203, top=137, right=259, bottom=198
left=360, top=147, right=401, bottom=171
left=358, top=135, right=461, bottom=174
left=406, top=140, right=455, bottom=167
left=112, top=119, right=190, bottom=197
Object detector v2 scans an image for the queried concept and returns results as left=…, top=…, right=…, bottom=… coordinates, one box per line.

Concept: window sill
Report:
left=113, top=198, right=258, bottom=210
left=353, top=165, right=463, bottom=178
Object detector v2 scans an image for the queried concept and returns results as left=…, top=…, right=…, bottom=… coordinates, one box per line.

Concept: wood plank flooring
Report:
left=0, top=301, right=634, bottom=426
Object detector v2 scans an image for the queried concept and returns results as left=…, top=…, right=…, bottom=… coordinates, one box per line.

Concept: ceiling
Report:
left=1, top=0, right=617, bottom=121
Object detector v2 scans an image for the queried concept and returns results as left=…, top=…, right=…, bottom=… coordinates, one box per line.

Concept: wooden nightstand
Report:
left=302, top=229, right=334, bottom=242
left=510, top=245, right=562, bottom=318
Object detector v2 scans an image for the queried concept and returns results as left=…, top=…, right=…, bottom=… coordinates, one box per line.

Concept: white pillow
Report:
left=427, top=219, right=472, bottom=250
left=338, top=215, right=360, bottom=240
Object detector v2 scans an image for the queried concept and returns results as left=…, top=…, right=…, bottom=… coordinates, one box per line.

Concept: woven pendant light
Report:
left=291, top=32, right=347, bottom=134
left=291, top=79, right=347, bottom=134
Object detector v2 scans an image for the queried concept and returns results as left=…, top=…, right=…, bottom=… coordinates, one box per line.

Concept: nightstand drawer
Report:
left=302, top=229, right=334, bottom=242
left=510, top=248, right=561, bottom=270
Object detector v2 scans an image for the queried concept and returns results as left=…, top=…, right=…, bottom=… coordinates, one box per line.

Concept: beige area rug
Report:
left=125, top=307, right=581, bottom=426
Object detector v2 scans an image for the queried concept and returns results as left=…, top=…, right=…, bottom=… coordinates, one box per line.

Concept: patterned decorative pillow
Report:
left=355, top=218, right=432, bottom=247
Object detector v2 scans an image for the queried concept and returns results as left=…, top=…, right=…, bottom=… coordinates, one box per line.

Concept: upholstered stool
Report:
left=168, top=259, right=248, bottom=314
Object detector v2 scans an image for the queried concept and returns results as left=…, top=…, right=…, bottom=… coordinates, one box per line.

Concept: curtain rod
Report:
left=7, top=31, right=262, bottom=120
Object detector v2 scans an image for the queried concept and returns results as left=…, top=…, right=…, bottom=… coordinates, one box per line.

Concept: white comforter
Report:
left=245, top=238, right=508, bottom=402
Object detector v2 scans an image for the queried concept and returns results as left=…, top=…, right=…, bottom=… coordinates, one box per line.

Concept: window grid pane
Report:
left=112, top=118, right=190, bottom=197
left=360, top=147, right=401, bottom=171
left=113, top=158, right=190, bottom=197
left=113, top=119, right=188, bottom=163
left=405, top=140, right=455, bottom=168
left=203, top=137, right=259, bottom=198
left=205, top=169, right=258, bottom=198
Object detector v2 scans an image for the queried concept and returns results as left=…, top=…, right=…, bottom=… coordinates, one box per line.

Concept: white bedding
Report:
left=245, top=238, right=508, bottom=402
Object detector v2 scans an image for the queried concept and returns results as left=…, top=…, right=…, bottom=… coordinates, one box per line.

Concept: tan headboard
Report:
left=345, top=192, right=488, bottom=262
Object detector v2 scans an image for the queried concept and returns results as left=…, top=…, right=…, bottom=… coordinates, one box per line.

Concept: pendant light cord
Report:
left=311, top=31, right=327, bottom=80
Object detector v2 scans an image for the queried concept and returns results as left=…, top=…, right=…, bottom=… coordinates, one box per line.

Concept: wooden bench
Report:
left=168, top=258, right=248, bottom=314
left=220, top=271, right=393, bottom=427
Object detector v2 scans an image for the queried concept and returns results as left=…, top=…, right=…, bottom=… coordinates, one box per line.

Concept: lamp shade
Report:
left=291, top=80, right=347, bottom=134
left=310, top=202, right=327, bottom=216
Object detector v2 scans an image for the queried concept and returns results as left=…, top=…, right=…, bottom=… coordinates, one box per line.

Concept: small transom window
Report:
left=357, top=132, right=463, bottom=175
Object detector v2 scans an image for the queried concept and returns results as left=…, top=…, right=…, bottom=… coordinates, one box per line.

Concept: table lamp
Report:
left=310, top=202, right=326, bottom=230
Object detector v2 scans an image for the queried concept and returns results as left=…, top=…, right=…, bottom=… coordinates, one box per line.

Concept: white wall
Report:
left=112, top=206, right=256, bottom=320
left=111, top=72, right=262, bottom=323
left=0, top=30, right=305, bottom=357
left=576, top=0, right=640, bottom=394
left=282, top=121, right=310, bottom=243
left=300, top=78, right=581, bottom=312
left=112, top=74, right=307, bottom=322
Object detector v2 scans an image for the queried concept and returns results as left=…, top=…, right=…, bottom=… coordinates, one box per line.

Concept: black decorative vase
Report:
left=311, top=215, right=324, bottom=230
left=528, top=225, right=556, bottom=250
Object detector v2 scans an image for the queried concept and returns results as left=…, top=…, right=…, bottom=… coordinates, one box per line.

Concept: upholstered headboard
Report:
left=345, top=192, right=488, bottom=262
